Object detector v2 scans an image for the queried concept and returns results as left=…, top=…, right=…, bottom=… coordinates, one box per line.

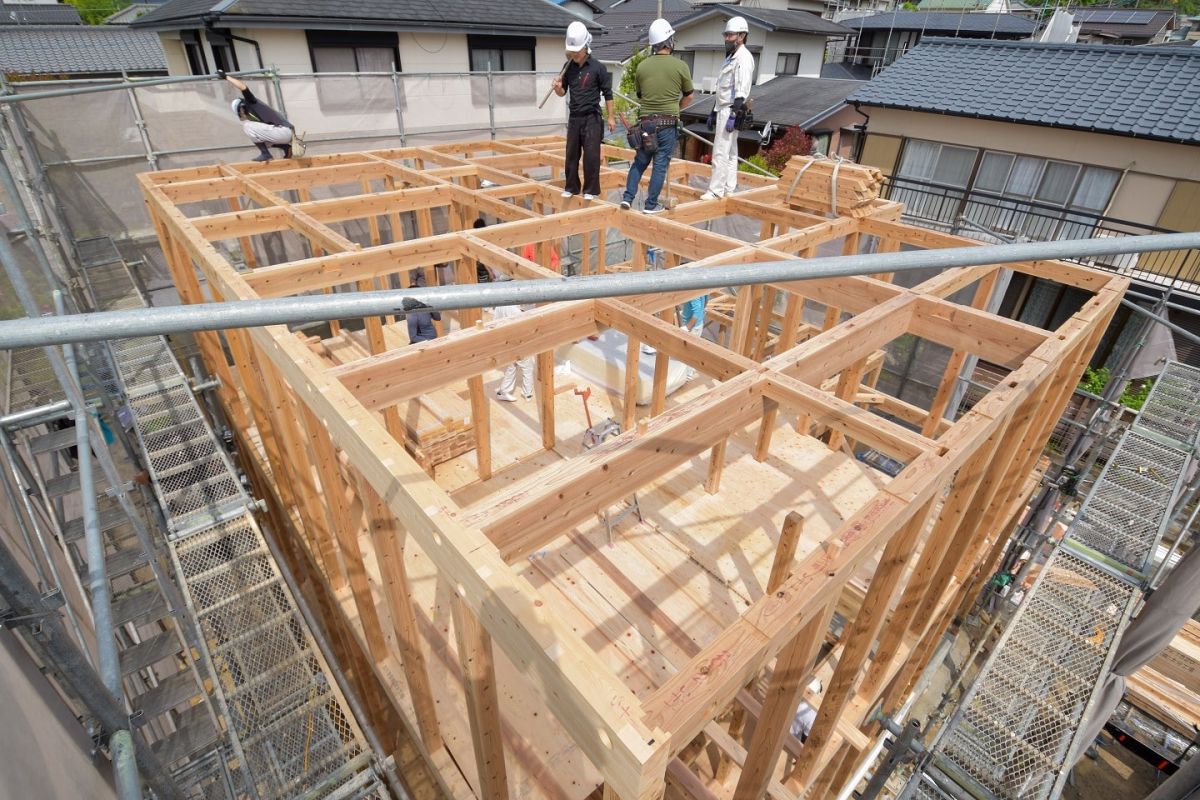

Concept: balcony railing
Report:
left=882, top=175, right=1200, bottom=291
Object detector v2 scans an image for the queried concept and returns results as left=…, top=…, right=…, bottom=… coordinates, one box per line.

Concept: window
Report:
left=306, top=31, right=401, bottom=113
left=775, top=52, right=801, bottom=75
left=676, top=50, right=695, bottom=73
left=307, top=30, right=399, bottom=73
left=894, top=140, right=978, bottom=221
left=207, top=31, right=238, bottom=73
left=180, top=30, right=207, bottom=76
left=468, top=35, right=537, bottom=107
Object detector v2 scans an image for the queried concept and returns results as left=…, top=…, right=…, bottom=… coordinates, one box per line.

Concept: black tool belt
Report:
left=639, top=114, right=677, bottom=126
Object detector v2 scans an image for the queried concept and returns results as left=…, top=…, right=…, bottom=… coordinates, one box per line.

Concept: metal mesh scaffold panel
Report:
left=79, top=241, right=383, bottom=798
left=1135, top=361, right=1200, bottom=448
left=1068, top=430, right=1187, bottom=574
left=906, top=358, right=1200, bottom=800
left=935, top=550, right=1136, bottom=799
left=171, top=513, right=376, bottom=799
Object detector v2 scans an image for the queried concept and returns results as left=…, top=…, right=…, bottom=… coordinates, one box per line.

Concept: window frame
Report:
left=306, top=30, right=400, bottom=74
left=774, top=52, right=802, bottom=75
left=467, top=34, right=537, bottom=73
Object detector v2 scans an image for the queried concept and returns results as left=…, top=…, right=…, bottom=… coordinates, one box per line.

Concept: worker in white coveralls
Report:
left=491, top=276, right=535, bottom=402
left=701, top=17, right=755, bottom=200
left=219, top=71, right=296, bottom=162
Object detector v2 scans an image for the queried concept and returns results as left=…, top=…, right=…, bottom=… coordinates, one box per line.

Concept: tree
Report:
left=762, top=126, right=813, bottom=175
left=617, top=46, right=649, bottom=117
left=64, top=0, right=132, bottom=25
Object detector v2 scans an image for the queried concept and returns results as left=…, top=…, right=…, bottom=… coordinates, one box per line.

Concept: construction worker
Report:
left=620, top=18, right=694, bottom=214
left=701, top=17, right=755, bottom=200
left=552, top=21, right=615, bottom=200
left=406, top=272, right=440, bottom=343
left=493, top=302, right=535, bottom=401
left=679, top=292, right=707, bottom=380
left=219, top=71, right=295, bottom=162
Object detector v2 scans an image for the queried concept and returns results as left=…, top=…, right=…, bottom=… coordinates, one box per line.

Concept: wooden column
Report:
left=753, top=399, right=780, bottom=463
left=705, top=439, right=728, bottom=495
left=468, top=375, right=493, bottom=480
left=826, top=357, right=868, bottom=453
left=623, top=337, right=641, bottom=432
left=788, top=496, right=936, bottom=791
left=296, top=402, right=390, bottom=663
left=733, top=599, right=836, bottom=800
left=651, top=352, right=669, bottom=417
left=226, top=196, right=258, bottom=268
left=451, top=594, right=511, bottom=800
left=361, top=482, right=443, bottom=751
left=537, top=351, right=555, bottom=450
left=767, top=511, right=805, bottom=594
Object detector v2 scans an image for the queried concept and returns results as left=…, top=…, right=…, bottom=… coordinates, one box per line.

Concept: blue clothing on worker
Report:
left=407, top=310, right=440, bottom=343
left=681, top=294, right=708, bottom=331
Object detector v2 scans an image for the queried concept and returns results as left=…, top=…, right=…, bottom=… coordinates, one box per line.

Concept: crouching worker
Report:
left=220, top=71, right=295, bottom=162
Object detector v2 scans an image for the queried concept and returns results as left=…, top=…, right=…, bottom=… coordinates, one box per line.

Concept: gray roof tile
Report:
left=0, top=25, right=166, bottom=75
left=680, top=75, right=865, bottom=128
left=591, top=0, right=694, bottom=61
left=0, top=3, right=83, bottom=25
left=133, top=0, right=601, bottom=33
left=848, top=38, right=1200, bottom=144
left=671, top=3, right=853, bottom=37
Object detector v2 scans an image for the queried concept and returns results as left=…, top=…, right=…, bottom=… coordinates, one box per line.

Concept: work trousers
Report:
left=623, top=123, right=679, bottom=211
left=500, top=357, right=535, bottom=398
left=706, top=107, right=740, bottom=197
left=565, top=113, right=603, bottom=196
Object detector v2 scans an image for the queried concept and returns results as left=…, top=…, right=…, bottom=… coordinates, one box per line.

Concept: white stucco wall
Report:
left=674, top=16, right=831, bottom=90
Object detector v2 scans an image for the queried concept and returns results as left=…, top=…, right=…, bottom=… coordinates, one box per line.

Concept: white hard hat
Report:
left=649, top=18, right=676, bottom=46
left=725, top=16, right=749, bottom=34
left=565, top=20, right=592, bottom=52
left=230, top=98, right=243, bottom=116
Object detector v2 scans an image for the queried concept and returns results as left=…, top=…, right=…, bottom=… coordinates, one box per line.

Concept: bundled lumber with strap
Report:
left=778, top=156, right=883, bottom=218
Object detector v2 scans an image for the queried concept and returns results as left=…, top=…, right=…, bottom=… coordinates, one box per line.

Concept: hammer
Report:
left=539, top=60, right=570, bottom=109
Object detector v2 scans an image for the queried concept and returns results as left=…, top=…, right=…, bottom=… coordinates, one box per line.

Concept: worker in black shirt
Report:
left=551, top=21, right=615, bottom=200
left=219, top=71, right=296, bottom=162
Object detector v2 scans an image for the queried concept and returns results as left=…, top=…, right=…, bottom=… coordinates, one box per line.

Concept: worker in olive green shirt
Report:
left=621, top=18, right=694, bottom=214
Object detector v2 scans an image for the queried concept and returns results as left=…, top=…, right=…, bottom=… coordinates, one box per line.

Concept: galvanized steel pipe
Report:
left=0, top=232, right=1198, bottom=349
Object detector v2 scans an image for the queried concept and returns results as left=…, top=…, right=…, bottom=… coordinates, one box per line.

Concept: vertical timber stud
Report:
left=294, top=406, right=352, bottom=594
left=468, top=375, right=493, bottom=480
left=754, top=398, right=780, bottom=463
left=451, top=593, right=511, bottom=800
left=624, top=337, right=641, bottom=432
left=705, top=439, right=728, bottom=495
left=537, top=351, right=555, bottom=450
left=826, top=357, right=867, bottom=453
left=789, top=496, right=937, bottom=792
left=733, top=599, right=837, bottom=800
left=652, top=352, right=669, bottom=417
left=362, top=482, right=443, bottom=751
left=767, top=511, right=805, bottom=594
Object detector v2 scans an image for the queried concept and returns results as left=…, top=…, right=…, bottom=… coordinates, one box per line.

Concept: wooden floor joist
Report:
left=138, top=137, right=1127, bottom=800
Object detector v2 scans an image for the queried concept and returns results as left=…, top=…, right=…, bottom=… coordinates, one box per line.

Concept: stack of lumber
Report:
left=401, top=391, right=476, bottom=472
left=1126, top=620, right=1200, bottom=736
left=778, top=156, right=883, bottom=218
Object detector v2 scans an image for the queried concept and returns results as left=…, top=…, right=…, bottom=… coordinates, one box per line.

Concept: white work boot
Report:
left=495, top=391, right=518, bottom=402
left=700, top=191, right=719, bottom=201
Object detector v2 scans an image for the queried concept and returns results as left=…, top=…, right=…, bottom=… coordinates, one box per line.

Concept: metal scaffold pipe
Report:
left=0, top=231, right=1198, bottom=349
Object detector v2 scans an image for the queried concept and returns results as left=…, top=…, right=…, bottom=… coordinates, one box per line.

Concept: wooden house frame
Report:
left=137, top=136, right=1127, bottom=800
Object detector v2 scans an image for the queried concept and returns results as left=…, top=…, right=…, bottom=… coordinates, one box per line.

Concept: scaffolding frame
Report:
left=135, top=136, right=1130, bottom=799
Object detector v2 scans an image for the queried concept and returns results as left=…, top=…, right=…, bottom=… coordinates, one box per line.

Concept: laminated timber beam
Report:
left=134, top=138, right=1130, bottom=800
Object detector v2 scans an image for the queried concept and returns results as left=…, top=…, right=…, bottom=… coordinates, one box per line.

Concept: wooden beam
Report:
left=595, top=302, right=754, bottom=381
left=767, top=511, right=805, bottom=595
left=332, top=302, right=597, bottom=410
left=537, top=351, right=555, bottom=450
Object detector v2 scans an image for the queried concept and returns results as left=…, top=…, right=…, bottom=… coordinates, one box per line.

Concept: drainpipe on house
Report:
left=851, top=102, right=869, bottom=163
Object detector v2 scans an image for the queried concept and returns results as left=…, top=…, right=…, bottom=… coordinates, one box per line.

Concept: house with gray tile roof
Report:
left=0, top=2, right=82, bottom=26
left=849, top=38, right=1200, bottom=301
left=131, top=0, right=602, bottom=76
left=1072, top=6, right=1176, bottom=45
left=840, top=11, right=1037, bottom=73
left=0, top=24, right=167, bottom=78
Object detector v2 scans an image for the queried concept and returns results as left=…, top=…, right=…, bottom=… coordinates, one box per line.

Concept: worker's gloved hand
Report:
left=725, top=114, right=737, bottom=133
left=216, top=69, right=226, bottom=79
left=706, top=111, right=715, bottom=129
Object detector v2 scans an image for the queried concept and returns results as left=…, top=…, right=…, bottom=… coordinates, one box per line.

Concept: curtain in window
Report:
left=1072, top=167, right=1119, bottom=212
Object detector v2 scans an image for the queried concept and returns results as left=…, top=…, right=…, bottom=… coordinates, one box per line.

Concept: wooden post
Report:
left=788, top=496, right=936, bottom=791
left=767, top=511, right=805, bottom=594
left=651, top=352, right=669, bottom=417
left=226, top=196, right=258, bottom=268
left=752, top=287, right=776, bottom=361
left=705, top=439, right=728, bottom=495
left=361, top=482, right=443, bottom=751
left=451, top=593, right=511, bottom=799
left=826, top=357, right=868, bottom=453
left=733, top=600, right=836, bottom=800
left=623, top=337, right=641, bottom=432
left=468, top=375, right=493, bottom=480
left=754, top=399, right=780, bottom=463
left=294, top=401, right=390, bottom=663
left=537, top=351, right=555, bottom=450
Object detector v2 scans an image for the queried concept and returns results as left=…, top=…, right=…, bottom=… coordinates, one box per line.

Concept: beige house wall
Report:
left=674, top=17, right=831, bottom=89
left=863, top=107, right=1200, bottom=228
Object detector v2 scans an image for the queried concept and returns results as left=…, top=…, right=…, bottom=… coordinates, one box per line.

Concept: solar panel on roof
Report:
left=1075, top=8, right=1159, bottom=23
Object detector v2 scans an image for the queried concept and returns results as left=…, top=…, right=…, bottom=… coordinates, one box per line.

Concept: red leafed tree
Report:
left=763, top=126, right=813, bottom=175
